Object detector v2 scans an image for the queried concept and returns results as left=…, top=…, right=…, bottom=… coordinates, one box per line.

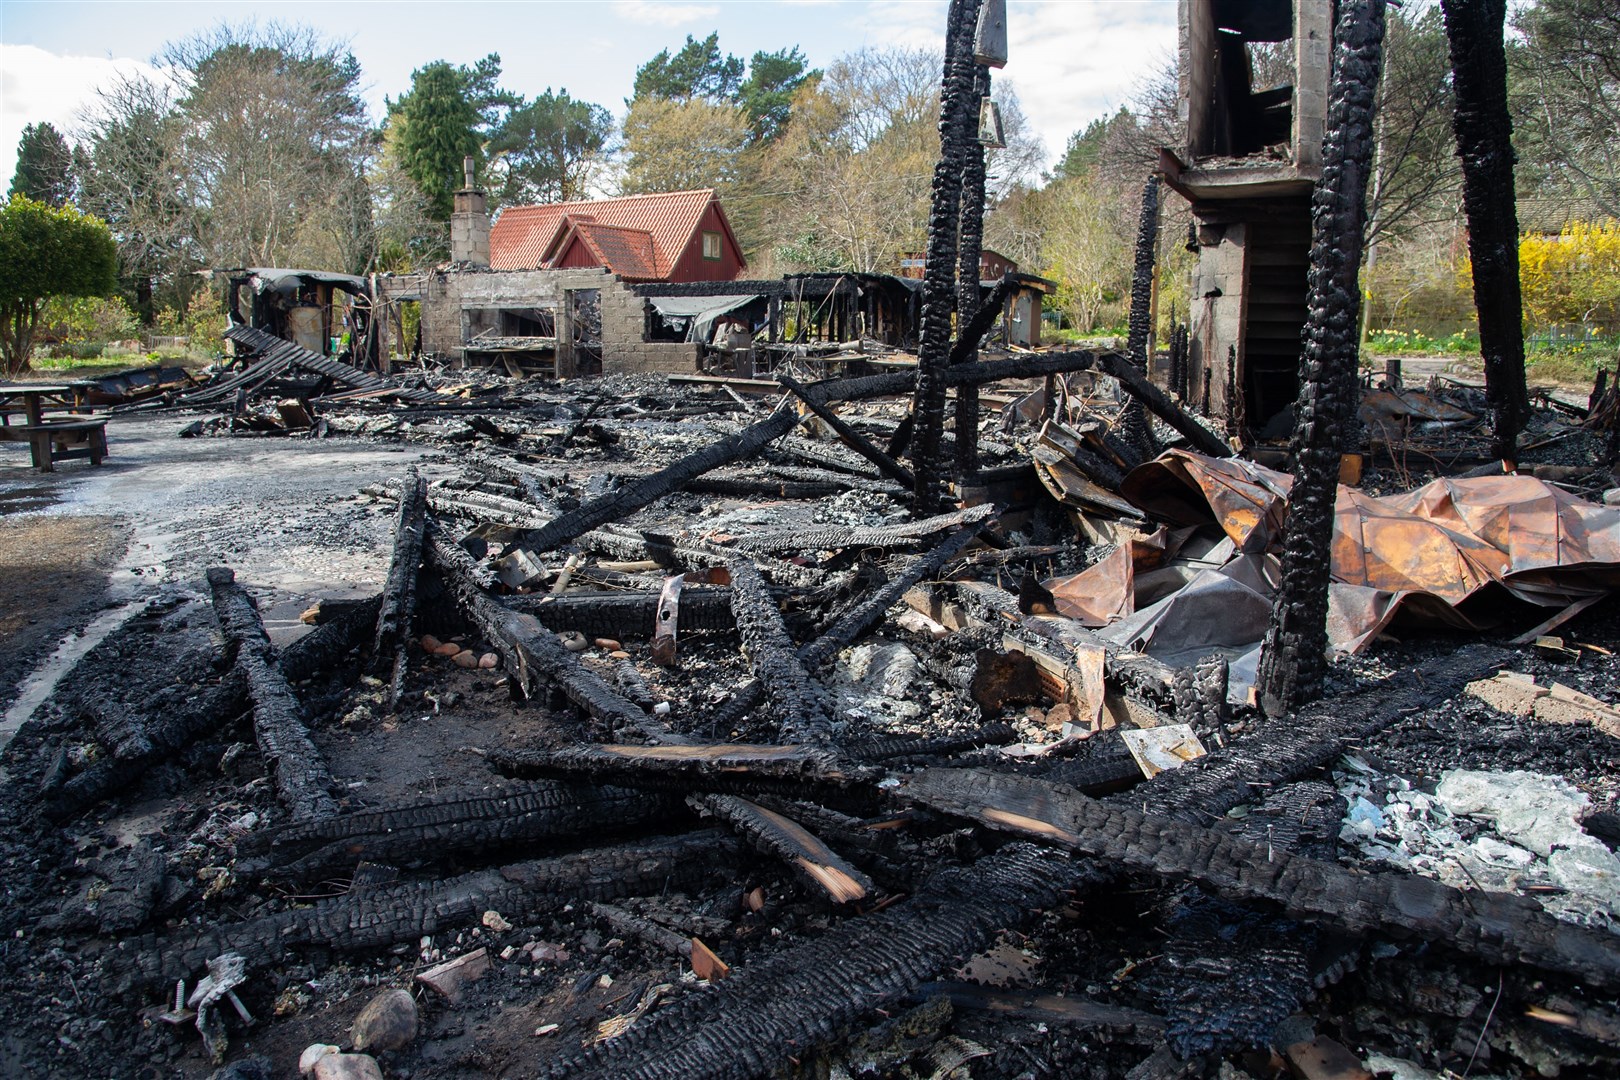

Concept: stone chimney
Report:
left=451, top=156, right=490, bottom=266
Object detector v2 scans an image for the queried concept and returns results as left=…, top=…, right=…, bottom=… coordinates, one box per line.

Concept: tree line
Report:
left=6, top=0, right=1618, bottom=353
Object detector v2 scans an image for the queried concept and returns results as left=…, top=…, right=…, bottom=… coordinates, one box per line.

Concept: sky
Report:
left=0, top=0, right=1179, bottom=187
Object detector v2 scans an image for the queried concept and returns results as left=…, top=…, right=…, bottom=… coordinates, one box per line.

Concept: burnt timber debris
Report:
left=3, top=4, right=1620, bottom=1080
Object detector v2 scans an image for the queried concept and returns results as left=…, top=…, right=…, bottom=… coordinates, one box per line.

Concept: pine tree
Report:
left=8, top=123, right=75, bottom=207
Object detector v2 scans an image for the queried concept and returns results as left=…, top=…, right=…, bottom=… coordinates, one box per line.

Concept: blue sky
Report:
left=1, top=0, right=1179, bottom=185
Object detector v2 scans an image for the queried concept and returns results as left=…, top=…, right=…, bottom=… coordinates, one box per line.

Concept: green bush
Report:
left=39, top=294, right=140, bottom=346
left=1364, top=328, right=1479, bottom=355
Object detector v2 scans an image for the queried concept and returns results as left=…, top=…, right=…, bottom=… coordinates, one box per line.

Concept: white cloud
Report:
left=1003, top=1, right=1178, bottom=168
left=610, top=1, right=723, bottom=28
left=1, top=44, right=167, bottom=184
left=851, top=0, right=1177, bottom=171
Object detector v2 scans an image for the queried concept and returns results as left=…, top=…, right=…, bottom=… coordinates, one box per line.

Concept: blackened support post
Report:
left=1440, top=0, right=1529, bottom=467
left=1255, top=0, right=1387, bottom=717
left=909, top=0, right=982, bottom=517
left=954, top=63, right=991, bottom=482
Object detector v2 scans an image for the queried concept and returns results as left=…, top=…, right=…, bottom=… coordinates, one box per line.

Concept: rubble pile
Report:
left=0, top=343, right=1618, bottom=1080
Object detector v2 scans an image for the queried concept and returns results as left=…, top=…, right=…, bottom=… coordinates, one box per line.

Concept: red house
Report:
left=488, top=189, right=746, bottom=283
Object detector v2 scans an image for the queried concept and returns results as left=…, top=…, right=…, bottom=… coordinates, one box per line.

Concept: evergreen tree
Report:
left=8, top=123, right=75, bottom=207
left=487, top=89, right=613, bottom=205
left=632, top=33, right=745, bottom=103
left=388, top=55, right=518, bottom=220
left=738, top=48, right=819, bottom=144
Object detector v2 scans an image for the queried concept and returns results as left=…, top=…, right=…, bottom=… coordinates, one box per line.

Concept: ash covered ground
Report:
left=0, top=370, right=1616, bottom=1080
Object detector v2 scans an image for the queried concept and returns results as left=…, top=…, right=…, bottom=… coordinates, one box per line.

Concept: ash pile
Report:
left=1, top=339, right=1618, bottom=1080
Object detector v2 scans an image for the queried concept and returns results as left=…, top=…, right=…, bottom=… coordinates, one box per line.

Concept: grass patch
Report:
left=1526, top=345, right=1616, bottom=388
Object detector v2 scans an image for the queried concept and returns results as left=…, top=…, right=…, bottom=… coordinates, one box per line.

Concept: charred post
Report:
left=954, top=62, right=991, bottom=481
left=1255, top=0, right=1387, bottom=717
left=1440, top=0, right=1530, bottom=465
left=909, top=0, right=982, bottom=516
left=1118, top=175, right=1163, bottom=461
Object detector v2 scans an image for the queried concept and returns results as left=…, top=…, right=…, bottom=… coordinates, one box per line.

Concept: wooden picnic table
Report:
left=0, top=382, right=79, bottom=426
left=0, top=383, right=107, bottom=471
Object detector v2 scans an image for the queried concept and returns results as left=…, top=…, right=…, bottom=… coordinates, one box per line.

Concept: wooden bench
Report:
left=0, top=419, right=109, bottom=472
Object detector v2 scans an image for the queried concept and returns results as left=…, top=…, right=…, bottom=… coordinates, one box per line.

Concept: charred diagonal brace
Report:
left=706, top=526, right=980, bottom=730
left=777, top=372, right=915, bottom=489
left=904, top=766, right=1620, bottom=989
left=206, top=567, right=339, bottom=822
left=238, top=780, right=683, bottom=882
left=508, top=406, right=801, bottom=557
left=112, top=832, right=735, bottom=993
left=373, top=468, right=427, bottom=709
left=691, top=794, right=874, bottom=905
left=425, top=526, right=672, bottom=744
left=727, top=558, right=836, bottom=743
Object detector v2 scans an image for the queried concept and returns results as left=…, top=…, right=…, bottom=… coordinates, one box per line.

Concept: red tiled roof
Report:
left=489, top=189, right=721, bottom=276
left=563, top=222, right=659, bottom=280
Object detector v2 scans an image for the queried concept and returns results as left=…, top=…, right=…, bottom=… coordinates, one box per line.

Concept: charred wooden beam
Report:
left=692, top=794, right=874, bottom=904
left=905, top=767, right=1620, bottom=989
left=546, top=841, right=1079, bottom=1080
left=727, top=557, right=836, bottom=743
left=819, top=351, right=1111, bottom=404
left=488, top=742, right=869, bottom=795
left=579, top=525, right=838, bottom=591
left=778, top=372, right=915, bottom=489
left=112, top=832, right=733, bottom=993
left=373, top=468, right=427, bottom=709
left=1117, top=175, right=1164, bottom=462
left=206, top=567, right=339, bottom=822
left=281, top=593, right=382, bottom=683
left=239, top=780, right=684, bottom=881
left=426, top=525, right=671, bottom=743
left=509, top=406, right=800, bottom=557
left=1256, top=0, right=1386, bottom=716
left=507, top=587, right=736, bottom=640
left=845, top=721, right=1017, bottom=764
left=1441, top=0, right=1529, bottom=464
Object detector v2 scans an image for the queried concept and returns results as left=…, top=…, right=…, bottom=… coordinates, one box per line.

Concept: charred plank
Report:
left=692, top=794, right=874, bottom=904
left=206, top=567, right=339, bottom=821
left=727, top=557, right=835, bottom=743
left=426, top=525, right=670, bottom=743
left=905, top=767, right=1620, bottom=988
left=112, top=832, right=733, bottom=992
